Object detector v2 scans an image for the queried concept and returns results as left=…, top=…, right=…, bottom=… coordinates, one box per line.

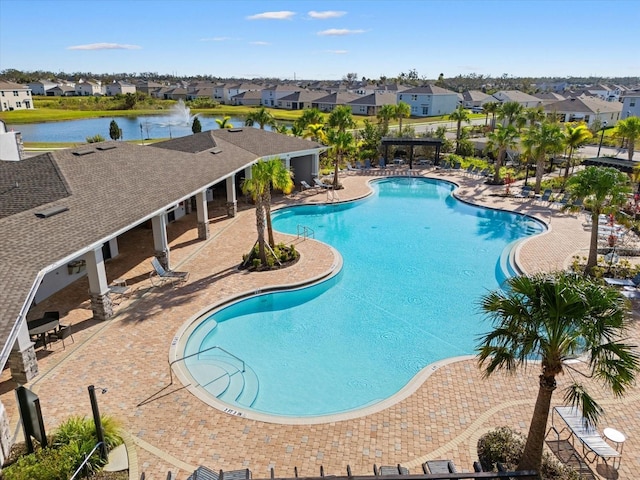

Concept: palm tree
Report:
left=241, top=158, right=294, bottom=263
left=376, top=104, right=396, bottom=135
left=328, top=105, right=356, bottom=134
left=524, top=106, right=545, bottom=127
left=394, top=101, right=411, bottom=135
left=273, top=123, right=290, bottom=135
left=562, top=123, right=593, bottom=184
left=614, top=116, right=640, bottom=161
left=326, top=128, right=354, bottom=188
left=498, top=101, right=524, bottom=127
left=294, top=108, right=325, bottom=131
left=482, top=102, right=500, bottom=130
left=486, top=124, right=517, bottom=184
left=304, top=123, right=327, bottom=144
left=290, top=124, right=305, bottom=137
left=521, top=121, right=565, bottom=194
left=448, top=105, right=471, bottom=154
left=566, top=166, right=632, bottom=274
left=478, top=271, right=639, bottom=473
left=245, top=107, right=276, bottom=130
left=215, top=116, right=233, bottom=129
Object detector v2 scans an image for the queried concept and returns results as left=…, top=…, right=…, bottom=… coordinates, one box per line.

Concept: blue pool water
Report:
left=183, top=178, right=544, bottom=418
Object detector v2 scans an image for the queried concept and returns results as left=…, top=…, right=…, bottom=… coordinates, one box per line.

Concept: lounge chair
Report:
left=536, top=189, right=553, bottom=204
left=314, top=178, right=332, bottom=189
left=364, top=159, right=372, bottom=169
left=422, top=460, right=457, bottom=474
left=374, top=464, right=409, bottom=475
left=346, top=162, right=359, bottom=173
left=604, top=272, right=640, bottom=287
left=150, top=257, right=189, bottom=287
left=553, top=192, right=571, bottom=208
left=517, top=185, right=532, bottom=200
left=300, top=180, right=316, bottom=192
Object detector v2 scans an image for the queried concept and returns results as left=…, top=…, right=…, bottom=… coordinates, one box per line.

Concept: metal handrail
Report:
left=69, top=441, right=104, bottom=480
left=297, top=225, right=315, bottom=239
left=169, top=345, right=245, bottom=384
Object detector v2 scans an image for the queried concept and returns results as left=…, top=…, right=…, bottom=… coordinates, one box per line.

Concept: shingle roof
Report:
left=348, top=93, right=397, bottom=107
left=399, top=85, right=456, bottom=95
left=543, top=96, right=623, bottom=114
left=0, top=130, right=324, bottom=368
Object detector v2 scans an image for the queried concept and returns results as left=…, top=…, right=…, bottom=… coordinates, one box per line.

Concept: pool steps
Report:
left=188, top=355, right=259, bottom=407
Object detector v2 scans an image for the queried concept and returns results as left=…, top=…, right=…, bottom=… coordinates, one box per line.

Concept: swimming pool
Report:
left=177, top=178, right=545, bottom=420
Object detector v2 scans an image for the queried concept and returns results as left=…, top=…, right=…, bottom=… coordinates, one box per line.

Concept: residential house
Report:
left=48, top=85, right=76, bottom=97
left=75, top=80, right=103, bottom=96
left=162, top=87, right=189, bottom=100
left=621, top=89, right=640, bottom=119
left=277, top=90, right=326, bottom=110
left=461, top=90, right=493, bottom=108
left=353, top=83, right=378, bottom=95
left=584, top=84, right=625, bottom=102
left=105, top=80, right=137, bottom=96
left=348, top=92, right=397, bottom=116
left=231, top=90, right=263, bottom=106
left=543, top=96, right=622, bottom=127
left=28, top=79, right=58, bottom=96
left=532, top=92, right=566, bottom=106
left=491, top=90, right=541, bottom=108
left=375, top=83, right=408, bottom=95
left=226, top=83, right=262, bottom=103
left=397, top=85, right=458, bottom=117
left=136, top=80, right=164, bottom=96
left=261, top=85, right=302, bottom=107
left=0, top=119, right=24, bottom=161
left=0, top=81, right=34, bottom=111
left=312, top=92, right=361, bottom=113
left=186, top=87, right=214, bottom=101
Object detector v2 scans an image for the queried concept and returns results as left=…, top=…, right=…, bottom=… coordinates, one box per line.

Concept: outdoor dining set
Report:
left=27, top=311, right=74, bottom=350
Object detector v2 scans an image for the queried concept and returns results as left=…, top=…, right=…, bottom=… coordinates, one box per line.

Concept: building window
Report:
left=13, top=91, right=19, bottom=96
left=399, top=95, right=402, bottom=100
left=411, top=95, right=418, bottom=101
left=631, top=100, right=636, bottom=107
left=422, top=106, right=429, bottom=115
left=16, top=102, right=22, bottom=107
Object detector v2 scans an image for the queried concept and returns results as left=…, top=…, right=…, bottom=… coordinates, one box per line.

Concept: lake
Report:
left=7, top=114, right=276, bottom=143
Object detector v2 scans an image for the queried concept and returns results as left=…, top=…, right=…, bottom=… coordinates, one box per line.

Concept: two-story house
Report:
left=27, top=79, right=58, bottom=96
left=621, top=89, right=640, bottom=119
left=397, top=85, right=458, bottom=117
left=105, top=80, right=137, bottom=96
left=348, top=92, right=397, bottom=116
left=261, top=85, right=302, bottom=107
left=75, top=80, right=104, bottom=96
left=491, top=90, right=541, bottom=108
left=543, top=96, right=622, bottom=128
left=0, top=81, right=34, bottom=111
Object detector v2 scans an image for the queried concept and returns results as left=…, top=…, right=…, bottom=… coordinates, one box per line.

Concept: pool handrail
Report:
left=169, top=345, right=245, bottom=385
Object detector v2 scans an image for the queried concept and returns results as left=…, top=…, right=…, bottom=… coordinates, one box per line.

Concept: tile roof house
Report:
left=397, top=85, right=458, bottom=117
left=0, top=81, right=34, bottom=111
left=0, top=129, right=324, bottom=394
left=543, top=96, right=622, bottom=127
left=348, top=93, right=397, bottom=116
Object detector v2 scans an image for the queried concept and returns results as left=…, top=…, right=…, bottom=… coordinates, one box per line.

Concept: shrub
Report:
left=86, top=134, right=105, bottom=143
left=477, top=427, right=580, bottom=480
left=2, top=443, right=78, bottom=480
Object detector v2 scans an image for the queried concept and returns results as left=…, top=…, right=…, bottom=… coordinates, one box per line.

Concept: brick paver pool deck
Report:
left=2, top=169, right=638, bottom=479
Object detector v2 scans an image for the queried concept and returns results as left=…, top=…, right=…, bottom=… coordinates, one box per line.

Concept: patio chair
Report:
left=313, top=178, right=332, bottom=189
left=517, top=185, right=532, bottom=200
left=604, top=272, right=640, bottom=288
left=422, top=460, right=457, bottom=474
left=49, top=322, right=74, bottom=349
left=150, top=257, right=189, bottom=287
left=536, top=189, right=553, bottom=204
left=300, top=180, right=316, bottom=192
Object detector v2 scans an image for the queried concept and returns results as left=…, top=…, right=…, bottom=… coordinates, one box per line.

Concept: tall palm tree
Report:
left=614, top=116, right=640, bottom=161
left=562, top=123, right=593, bottom=184
left=328, top=105, right=356, bottom=134
left=521, top=121, right=565, bottom=194
left=376, top=104, right=396, bottom=135
left=294, top=108, right=325, bottom=131
left=448, top=105, right=471, bottom=154
left=245, top=106, right=276, bottom=129
left=304, top=123, right=327, bottom=144
left=498, top=101, right=524, bottom=127
left=394, top=101, right=411, bottom=135
left=241, top=158, right=294, bottom=263
left=482, top=102, right=500, bottom=130
left=566, top=166, right=632, bottom=274
left=273, top=123, right=290, bottom=135
left=486, top=124, right=518, bottom=184
left=215, top=116, right=233, bottom=129
left=290, top=124, right=304, bottom=137
left=326, top=128, right=354, bottom=188
left=478, top=271, right=639, bottom=473
left=524, top=106, right=546, bottom=127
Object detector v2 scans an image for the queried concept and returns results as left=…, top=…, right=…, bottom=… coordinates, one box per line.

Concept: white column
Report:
left=152, top=213, right=170, bottom=268
left=85, top=246, right=114, bottom=320
left=312, top=152, right=320, bottom=178
left=196, top=190, right=209, bottom=240
left=8, top=321, right=38, bottom=384
left=226, top=175, right=237, bottom=217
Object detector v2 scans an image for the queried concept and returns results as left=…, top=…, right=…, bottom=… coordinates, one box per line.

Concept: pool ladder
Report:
left=169, top=345, right=245, bottom=385
left=297, top=224, right=315, bottom=240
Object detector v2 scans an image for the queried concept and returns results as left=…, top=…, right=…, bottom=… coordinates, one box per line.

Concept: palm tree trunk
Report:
left=333, top=152, right=341, bottom=188
left=255, top=198, right=267, bottom=264
left=517, top=374, right=556, bottom=472
left=398, top=118, right=403, bottom=135
left=629, top=139, right=635, bottom=162
left=264, top=189, right=275, bottom=247
left=563, top=147, right=574, bottom=184
left=456, top=120, right=462, bottom=154
left=493, top=149, right=505, bottom=184
left=534, top=155, right=545, bottom=194
left=585, top=212, right=601, bottom=274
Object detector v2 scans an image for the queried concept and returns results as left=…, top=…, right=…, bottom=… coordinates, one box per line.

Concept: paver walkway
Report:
left=1, top=169, right=638, bottom=480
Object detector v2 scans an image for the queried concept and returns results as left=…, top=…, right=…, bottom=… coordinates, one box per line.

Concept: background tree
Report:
left=304, top=123, right=326, bottom=144
left=524, top=106, right=545, bottom=127
left=521, top=121, right=565, bottom=193
left=482, top=102, right=499, bottom=130
left=123, top=92, right=137, bottom=109
left=486, top=124, right=517, bottom=184
left=614, top=116, right=640, bottom=161
left=109, top=119, right=121, bottom=141
left=376, top=104, right=396, bottom=136
left=448, top=105, right=471, bottom=154
left=326, top=128, right=354, bottom=188
left=478, top=271, right=638, bottom=473
left=215, top=116, right=232, bottom=129
left=294, top=108, right=324, bottom=131
left=245, top=106, right=276, bottom=129
left=562, top=123, right=592, bottom=184
left=394, top=101, right=411, bottom=135
left=566, top=166, right=632, bottom=274
left=191, top=117, right=202, bottom=133
left=498, top=101, right=524, bottom=127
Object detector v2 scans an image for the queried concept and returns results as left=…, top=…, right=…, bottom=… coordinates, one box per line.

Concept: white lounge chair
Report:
left=150, top=257, right=189, bottom=287
left=314, top=178, right=332, bottom=189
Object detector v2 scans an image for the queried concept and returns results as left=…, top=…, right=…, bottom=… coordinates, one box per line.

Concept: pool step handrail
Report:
left=169, top=345, right=245, bottom=385
left=297, top=224, right=315, bottom=240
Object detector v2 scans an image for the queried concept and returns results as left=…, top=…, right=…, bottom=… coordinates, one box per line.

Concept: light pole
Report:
left=597, top=120, right=608, bottom=157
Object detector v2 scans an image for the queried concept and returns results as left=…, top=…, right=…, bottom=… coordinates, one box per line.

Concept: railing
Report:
left=169, top=345, right=245, bottom=385
left=297, top=225, right=315, bottom=240
left=69, top=442, right=104, bottom=480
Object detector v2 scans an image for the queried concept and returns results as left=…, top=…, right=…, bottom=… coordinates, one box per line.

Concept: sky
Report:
left=1, top=0, right=639, bottom=81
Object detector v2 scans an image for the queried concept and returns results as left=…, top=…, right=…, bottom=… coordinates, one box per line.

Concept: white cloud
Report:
left=67, top=43, right=141, bottom=50
left=200, top=37, right=231, bottom=42
left=308, top=10, right=346, bottom=19
left=317, top=29, right=365, bottom=36
left=250, top=41, right=271, bottom=46
left=327, top=50, right=348, bottom=54
left=247, top=11, right=295, bottom=20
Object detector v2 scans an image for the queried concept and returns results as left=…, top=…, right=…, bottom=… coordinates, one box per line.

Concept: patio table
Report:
left=27, top=318, right=60, bottom=350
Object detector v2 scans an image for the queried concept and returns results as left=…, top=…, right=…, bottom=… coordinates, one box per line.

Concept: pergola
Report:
left=583, top=156, right=638, bottom=174
left=380, top=137, right=443, bottom=168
